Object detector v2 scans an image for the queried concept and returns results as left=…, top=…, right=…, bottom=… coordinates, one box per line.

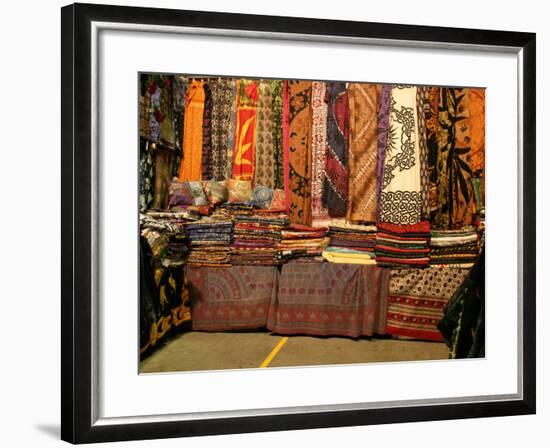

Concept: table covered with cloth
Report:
left=186, top=265, right=279, bottom=331
left=267, top=261, right=390, bottom=338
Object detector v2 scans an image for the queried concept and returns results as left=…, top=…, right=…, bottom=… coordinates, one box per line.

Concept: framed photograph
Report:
left=61, top=2, right=536, bottom=443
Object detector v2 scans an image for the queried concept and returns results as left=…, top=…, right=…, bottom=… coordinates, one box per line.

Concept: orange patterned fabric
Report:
left=232, top=80, right=259, bottom=181
left=469, top=88, right=485, bottom=176
left=179, top=80, right=205, bottom=181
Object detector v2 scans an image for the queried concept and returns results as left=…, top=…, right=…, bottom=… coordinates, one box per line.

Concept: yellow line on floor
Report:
left=259, top=337, right=289, bottom=368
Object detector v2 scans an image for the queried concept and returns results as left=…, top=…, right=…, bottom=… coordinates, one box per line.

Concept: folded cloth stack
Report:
left=211, top=202, right=255, bottom=221
left=230, top=214, right=289, bottom=265
left=184, top=220, right=233, bottom=266
left=277, top=224, right=330, bottom=263
left=429, top=228, right=479, bottom=266
left=322, top=223, right=377, bottom=264
left=375, top=221, right=431, bottom=267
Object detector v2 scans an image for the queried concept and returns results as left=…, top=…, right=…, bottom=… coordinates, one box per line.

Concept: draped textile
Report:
left=187, top=265, right=279, bottom=331
left=271, top=80, right=284, bottom=189
left=139, top=138, right=155, bottom=212
left=282, top=80, right=291, bottom=214
left=416, top=87, right=430, bottom=219
left=287, top=80, right=313, bottom=225
left=201, top=83, right=213, bottom=179
left=423, top=87, right=440, bottom=217
left=376, top=84, right=392, bottom=221
left=379, top=86, right=422, bottom=225
left=267, top=261, right=389, bottom=338
left=152, top=146, right=173, bottom=210
left=433, top=88, right=475, bottom=229
left=386, top=265, right=470, bottom=341
left=254, top=81, right=275, bottom=188
left=225, top=80, right=238, bottom=180
left=210, top=78, right=235, bottom=180
left=347, top=83, right=379, bottom=223
left=232, top=80, right=259, bottom=180
left=323, top=82, right=349, bottom=217
left=311, top=81, right=330, bottom=225
left=179, top=80, right=205, bottom=181
left=469, top=88, right=486, bottom=210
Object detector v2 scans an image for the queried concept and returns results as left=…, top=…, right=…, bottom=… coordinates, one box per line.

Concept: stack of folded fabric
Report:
left=277, top=224, right=330, bottom=263
left=230, top=214, right=288, bottom=265
left=184, top=220, right=233, bottom=266
left=322, top=223, right=377, bottom=264
left=375, top=221, right=431, bottom=267
left=429, top=228, right=479, bottom=266
left=211, top=203, right=255, bottom=221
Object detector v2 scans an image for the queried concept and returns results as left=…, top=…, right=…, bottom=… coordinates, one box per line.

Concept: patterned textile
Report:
left=159, top=80, right=176, bottom=149
left=201, top=83, right=213, bottom=179
left=376, top=85, right=392, bottom=221
left=423, top=87, right=440, bottom=217
left=170, top=76, right=187, bottom=179
left=347, top=83, right=379, bottom=223
left=286, top=80, right=313, bottom=225
left=186, top=181, right=208, bottom=206
left=254, top=81, right=275, bottom=188
left=152, top=147, right=174, bottom=210
left=251, top=185, right=274, bottom=209
left=232, top=80, right=259, bottom=180
left=139, top=138, right=155, bottom=212
left=225, top=80, right=238, bottom=180
left=267, top=261, right=389, bottom=338
left=282, top=80, right=291, bottom=214
left=271, top=80, right=284, bottom=189
left=386, top=265, right=470, bottom=341
left=270, top=189, right=286, bottom=210
left=227, top=179, right=253, bottom=203
left=379, top=86, right=422, bottom=224
left=311, top=81, right=330, bottom=225
left=187, top=265, right=279, bottom=330
left=179, top=80, right=205, bottom=181
left=416, top=87, right=430, bottom=219
left=167, top=178, right=194, bottom=207
left=323, top=82, right=349, bottom=218
left=375, top=221, right=431, bottom=267
left=469, top=88, right=486, bottom=208
left=210, top=79, right=235, bottom=180
left=203, top=179, right=228, bottom=205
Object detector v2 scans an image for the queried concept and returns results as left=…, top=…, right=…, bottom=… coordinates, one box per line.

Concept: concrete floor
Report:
left=140, top=331, right=449, bottom=373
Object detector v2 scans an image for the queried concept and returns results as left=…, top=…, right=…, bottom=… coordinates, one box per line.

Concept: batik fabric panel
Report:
left=267, top=261, right=389, bottom=338
left=469, top=88, right=485, bottom=213
left=210, top=79, right=235, bottom=180
left=323, top=82, right=349, bottom=217
left=386, top=265, right=470, bottom=341
left=379, top=86, right=422, bottom=224
left=254, top=80, right=275, bottom=188
left=416, top=86, right=430, bottom=219
left=311, top=81, right=330, bottom=225
left=201, top=83, right=213, bottom=179
left=224, top=80, right=238, bottom=180
left=347, top=83, right=379, bottom=223
left=187, top=265, right=279, bottom=331
left=271, top=80, right=285, bottom=189
left=179, top=80, right=205, bottom=181
left=376, top=84, right=392, bottom=221
left=287, top=80, right=313, bottom=225
left=423, top=86, right=440, bottom=218
left=232, top=80, right=259, bottom=181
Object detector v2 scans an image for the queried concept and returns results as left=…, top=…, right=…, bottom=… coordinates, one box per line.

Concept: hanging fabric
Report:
left=282, top=80, right=291, bottom=214
left=379, top=85, right=422, bottom=225
left=323, top=81, right=349, bottom=218
left=232, top=80, right=259, bottom=181
left=416, top=86, right=430, bottom=219
left=346, top=83, right=379, bottom=223
left=224, top=80, right=238, bottom=180
left=376, top=84, right=392, bottom=221
left=469, top=88, right=486, bottom=212
left=424, top=86, right=440, bottom=218
left=254, top=80, right=276, bottom=188
left=286, top=80, right=313, bottom=225
left=311, top=81, right=330, bottom=226
left=210, top=78, right=234, bottom=180
left=178, top=80, right=205, bottom=181
left=271, top=80, right=284, bottom=190
left=201, top=83, right=213, bottom=179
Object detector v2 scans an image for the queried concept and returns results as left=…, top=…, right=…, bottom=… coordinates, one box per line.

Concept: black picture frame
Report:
left=61, top=2, right=536, bottom=444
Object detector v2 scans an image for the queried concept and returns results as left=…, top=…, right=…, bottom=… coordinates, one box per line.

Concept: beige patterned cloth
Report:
left=311, top=81, right=330, bottom=226
left=254, top=80, right=275, bottom=188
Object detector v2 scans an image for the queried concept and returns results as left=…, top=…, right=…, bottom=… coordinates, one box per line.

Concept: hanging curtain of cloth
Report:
left=424, top=86, right=441, bottom=219
left=346, top=83, right=379, bottom=223
left=286, top=80, right=313, bottom=225
left=469, top=88, right=486, bottom=213
left=433, top=88, right=475, bottom=229
left=416, top=86, right=430, bottom=219
left=311, top=81, right=330, bottom=225
left=282, top=80, right=291, bottom=214
left=379, top=85, right=422, bottom=225
left=376, top=84, right=392, bottom=221
left=271, top=80, right=284, bottom=190
left=232, top=80, right=259, bottom=181
left=209, top=78, right=234, bottom=180
left=201, top=83, right=213, bottom=180
left=322, top=81, right=349, bottom=218
left=224, top=80, right=238, bottom=180
left=254, top=80, right=276, bottom=188
left=178, top=80, right=205, bottom=181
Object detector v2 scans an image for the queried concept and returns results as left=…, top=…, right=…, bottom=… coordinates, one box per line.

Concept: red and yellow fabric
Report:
left=179, top=80, right=205, bottom=181
left=232, top=80, right=259, bottom=181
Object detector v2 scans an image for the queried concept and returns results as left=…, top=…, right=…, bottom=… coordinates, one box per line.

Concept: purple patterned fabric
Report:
left=376, top=85, right=392, bottom=221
